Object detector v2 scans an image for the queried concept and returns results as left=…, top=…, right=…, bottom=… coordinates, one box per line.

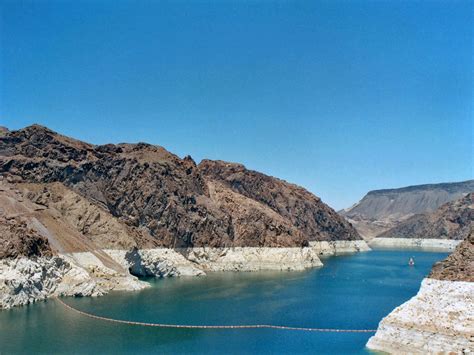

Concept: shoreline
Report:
left=0, top=240, right=370, bottom=309
left=369, top=237, right=461, bottom=252
left=366, top=278, right=474, bottom=353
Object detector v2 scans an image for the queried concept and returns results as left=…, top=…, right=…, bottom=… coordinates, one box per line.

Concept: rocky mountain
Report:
left=378, top=193, right=473, bottom=240
left=199, top=160, right=359, bottom=242
left=0, top=124, right=361, bottom=257
left=341, top=180, right=474, bottom=239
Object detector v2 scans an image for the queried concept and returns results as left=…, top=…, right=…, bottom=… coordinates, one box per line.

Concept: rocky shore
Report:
left=0, top=240, right=371, bottom=309
left=0, top=255, right=147, bottom=309
left=309, top=240, right=371, bottom=254
left=367, top=231, right=474, bottom=353
left=0, top=125, right=369, bottom=309
left=366, top=279, right=474, bottom=354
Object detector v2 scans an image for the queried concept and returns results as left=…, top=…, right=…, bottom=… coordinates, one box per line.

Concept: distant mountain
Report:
left=341, top=180, right=474, bottom=239
left=379, top=192, right=473, bottom=240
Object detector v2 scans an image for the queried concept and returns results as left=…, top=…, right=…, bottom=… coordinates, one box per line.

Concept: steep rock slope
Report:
left=0, top=125, right=361, bottom=249
left=341, top=180, right=474, bottom=239
left=0, top=182, right=53, bottom=259
left=199, top=160, right=360, bottom=242
left=0, top=180, right=136, bottom=269
left=429, top=230, right=473, bottom=282
left=367, top=230, right=474, bottom=353
left=0, top=215, right=52, bottom=259
left=377, top=193, right=473, bottom=240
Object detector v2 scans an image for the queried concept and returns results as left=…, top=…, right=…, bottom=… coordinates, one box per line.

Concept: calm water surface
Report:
left=0, top=250, right=448, bottom=354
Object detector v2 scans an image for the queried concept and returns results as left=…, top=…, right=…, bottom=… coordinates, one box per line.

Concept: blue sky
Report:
left=1, top=0, right=472, bottom=210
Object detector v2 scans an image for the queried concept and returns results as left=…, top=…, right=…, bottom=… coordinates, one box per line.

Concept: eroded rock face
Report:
left=181, top=246, right=323, bottom=271
left=378, top=193, right=474, bottom=241
left=429, top=230, right=474, bottom=282
left=0, top=125, right=361, bottom=248
left=206, top=181, right=308, bottom=247
left=0, top=253, right=149, bottom=309
left=124, top=248, right=180, bottom=277
left=0, top=216, right=52, bottom=259
left=0, top=125, right=231, bottom=248
left=106, top=249, right=205, bottom=277
left=0, top=175, right=52, bottom=259
left=341, top=180, right=474, bottom=239
left=199, top=160, right=360, bottom=242
left=19, top=182, right=154, bottom=250
left=367, top=230, right=474, bottom=353
left=0, top=257, right=70, bottom=309
left=366, top=278, right=474, bottom=354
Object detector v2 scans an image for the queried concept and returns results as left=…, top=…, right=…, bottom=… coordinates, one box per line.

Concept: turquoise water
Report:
left=0, top=250, right=448, bottom=354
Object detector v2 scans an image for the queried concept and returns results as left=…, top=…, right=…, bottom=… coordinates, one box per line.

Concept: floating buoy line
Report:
left=56, top=297, right=377, bottom=333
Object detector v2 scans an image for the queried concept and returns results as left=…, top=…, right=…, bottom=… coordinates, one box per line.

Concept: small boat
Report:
left=408, top=257, right=415, bottom=266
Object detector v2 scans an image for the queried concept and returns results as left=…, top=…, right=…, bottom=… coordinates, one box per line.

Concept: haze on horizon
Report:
left=1, top=0, right=472, bottom=210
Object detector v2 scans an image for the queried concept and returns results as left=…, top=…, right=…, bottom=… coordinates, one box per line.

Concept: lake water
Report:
left=0, top=249, right=448, bottom=354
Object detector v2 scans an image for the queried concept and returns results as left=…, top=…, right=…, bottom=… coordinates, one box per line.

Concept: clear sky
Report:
left=1, top=0, right=472, bottom=210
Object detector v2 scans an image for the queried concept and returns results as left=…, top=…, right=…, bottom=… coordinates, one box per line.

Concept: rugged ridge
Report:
left=0, top=124, right=361, bottom=250
left=199, top=160, right=360, bottom=242
left=341, top=180, right=474, bottom=239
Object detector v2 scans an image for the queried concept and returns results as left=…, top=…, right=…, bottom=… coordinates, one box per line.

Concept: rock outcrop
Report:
left=341, top=180, right=474, bottom=239
left=367, top=230, right=474, bottom=353
left=429, top=230, right=474, bottom=282
left=0, top=257, right=70, bottom=309
left=108, top=248, right=205, bottom=277
left=0, top=215, right=52, bottom=259
left=181, top=246, right=323, bottom=271
left=200, top=160, right=360, bottom=242
left=0, top=255, right=147, bottom=309
left=370, top=193, right=473, bottom=250
left=367, top=278, right=474, bottom=354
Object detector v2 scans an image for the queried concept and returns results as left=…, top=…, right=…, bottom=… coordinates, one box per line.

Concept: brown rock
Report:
left=0, top=125, right=361, bottom=251
left=199, top=160, right=360, bottom=242
left=0, top=215, right=52, bottom=258
left=429, top=230, right=474, bottom=282
left=378, top=193, right=474, bottom=240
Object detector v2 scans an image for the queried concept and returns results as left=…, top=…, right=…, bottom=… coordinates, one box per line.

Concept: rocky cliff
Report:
left=0, top=124, right=361, bottom=251
left=199, top=160, right=360, bottom=242
left=429, top=229, right=473, bottom=282
left=367, top=230, right=474, bottom=353
left=341, top=180, right=474, bottom=239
